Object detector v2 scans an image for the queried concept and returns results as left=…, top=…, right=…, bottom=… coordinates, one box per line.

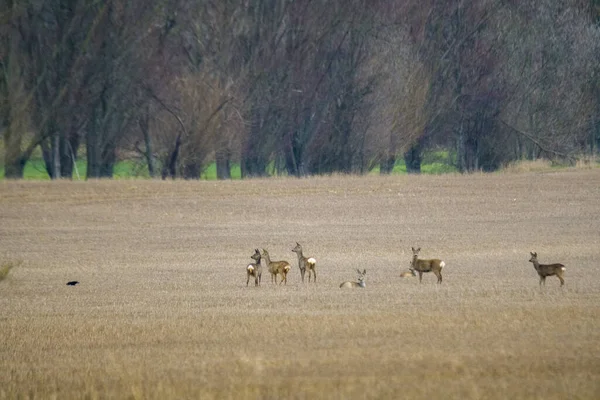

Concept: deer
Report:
left=410, top=247, right=445, bottom=284
left=291, top=242, right=317, bottom=283
left=261, top=249, right=291, bottom=285
left=400, top=267, right=416, bottom=278
left=246, top=249, right=262, bottom=287
left=528, top=252, right=565, bottom=287
left=339, top=269, right=366, bottom=288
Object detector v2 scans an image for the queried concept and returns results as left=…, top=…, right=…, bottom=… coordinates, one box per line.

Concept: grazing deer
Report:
left=528, top=252, right=565, bottom=287
left=261, top=249, right=291, bottom=285
left=410, top=247, right=445, bottom=284
left=339, top=269, right=366, bottom=288
left=291, top=242, right=317, bottom=283
left=400, top=268, right=416, bottom=278
left=246, top=249, right=262, bottom=287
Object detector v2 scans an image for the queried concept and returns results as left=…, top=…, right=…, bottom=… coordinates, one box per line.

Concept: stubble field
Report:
left=1, top=170, right=600, bottom=399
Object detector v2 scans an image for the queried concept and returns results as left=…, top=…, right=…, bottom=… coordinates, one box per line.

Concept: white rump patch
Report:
left=561, top=267, right=566, bottom=271
left=308, top=258, right=316, bottom=265
left=284, top=265, right=291, bottom=272
left=440, top=261, right=446, bottom=269
left=247, top=265, right=254, bottom=273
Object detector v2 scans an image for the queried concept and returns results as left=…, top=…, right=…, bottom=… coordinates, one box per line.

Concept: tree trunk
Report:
left=380, top=154, right=396, bottom=174
left=41, top=139, right=53, bottom=178
left=60, top=132, right=80, bottom=179
left=216, top=149, right=231, bottom=179
left=139, top=108, right=156, bottom=177
left=162, top=132, right=182, bottom=180
left=380, top=131, right=398, bottom=174
left=182, top=162, right=201, bottom=179
left=241, top=126, right=268, bottom=178
left=3, top=123, right=26, bottom=179
left=52, top=133, right=60, bottom=179
left=404, top=142, right=422, bottom=174
left=86, top=111, right=101, bottom=178
left=284, top=132, right=300, bottom=177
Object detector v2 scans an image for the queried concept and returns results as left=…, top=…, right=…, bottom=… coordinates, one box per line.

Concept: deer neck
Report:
left=294, top=250, right=304, bottom=263
left=262, top=253, right=271, bottom=266
left=411, top=255, right=419, bottom=267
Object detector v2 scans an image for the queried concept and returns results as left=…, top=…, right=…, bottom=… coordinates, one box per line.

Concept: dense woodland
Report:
left=1, top=0, right=600, bottom=179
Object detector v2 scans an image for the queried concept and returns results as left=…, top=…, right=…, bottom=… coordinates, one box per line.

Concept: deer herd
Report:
left=246, top=244, right=566, bottom=288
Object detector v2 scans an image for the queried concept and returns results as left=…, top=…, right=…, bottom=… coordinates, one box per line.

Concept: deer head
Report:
left=529, top=252, right=538, bottom=263
left=292, top=242, right=302, bottom=253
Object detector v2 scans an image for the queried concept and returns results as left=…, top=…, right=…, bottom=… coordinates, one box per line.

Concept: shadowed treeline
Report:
left=2, top=0, right=600, bottom=179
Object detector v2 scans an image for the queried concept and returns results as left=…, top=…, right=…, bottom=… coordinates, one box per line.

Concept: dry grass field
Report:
left=1, top=170, right=600, bottom=399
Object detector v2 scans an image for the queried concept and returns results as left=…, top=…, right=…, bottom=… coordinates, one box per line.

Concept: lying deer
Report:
left=261, top=249, right=291, bottom=285
left=340, top=269, right=366, bottom=288
left=246, top=249, right=262, bottom=286
left=528, top=252, right=565, bottom=287
left=400, top=268, right=416, bottom=278
left=410, top=247, right=445, bottom=284
left=292, top=242, right=317, bottom=283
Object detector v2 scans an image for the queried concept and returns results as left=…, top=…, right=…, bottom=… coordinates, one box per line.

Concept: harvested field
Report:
left=1, top=170, right=600, bottom=399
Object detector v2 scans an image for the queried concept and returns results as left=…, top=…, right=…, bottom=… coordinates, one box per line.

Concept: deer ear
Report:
left=417, top=247, right=421, bottom=252
left=363, top=269, right=367, bottom=274
left=411, top=247, right=415, bottom=251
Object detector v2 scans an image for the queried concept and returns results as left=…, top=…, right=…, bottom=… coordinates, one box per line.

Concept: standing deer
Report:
left=246, top=249, right=262, bottom=287
left=291, top=242, right=317, bottom=283
left=261, top=249, right=291, bottom=285
left=339, top=269, right=366, bottom=288
left=528, top=252, right=565, bottom=287
left=410, top=247, right=445, bottom=284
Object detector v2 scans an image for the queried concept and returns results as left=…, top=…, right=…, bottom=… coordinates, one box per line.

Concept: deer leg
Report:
left=558, top=274, right=564, bottom=286
left=247, top=274, right=250, bottom=286
left=435, top=270, right=442, bottom=284
left=418, top=271, right=423, bottom=283
left=301, top=268, right=305, bottom=283
left=313, top=269, right=317, bottom=283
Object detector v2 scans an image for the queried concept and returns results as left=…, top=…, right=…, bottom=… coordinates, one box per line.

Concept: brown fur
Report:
left=292, top=242, right=317, bottom=283
left=246, top=249, right=262, bottom=286
left=528, top=252, right=565, bottom=287
left=339, top=269, right=366, bottom=288
left=410, top=247, right=445, bottom=284
left=400, top=268, right=416, bottom=278
left=261, top=249, right=291, bottom=285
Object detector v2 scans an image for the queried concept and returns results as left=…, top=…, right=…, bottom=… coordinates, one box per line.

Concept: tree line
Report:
left=1, top=0, right=599, bottom=179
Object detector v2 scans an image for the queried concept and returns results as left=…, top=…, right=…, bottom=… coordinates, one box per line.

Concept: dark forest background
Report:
left=2, top=0, right=599, bottom=179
